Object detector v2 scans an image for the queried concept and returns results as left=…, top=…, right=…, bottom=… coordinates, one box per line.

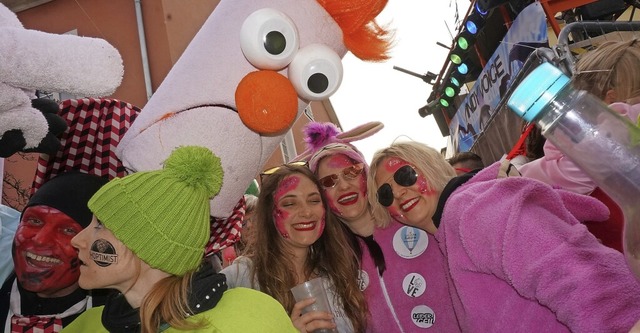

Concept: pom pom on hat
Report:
left=88, top=146, right=223, bottom=276
left=164, top=145, right=222, bottom=197
left=303, top=122, right=341, bottom=150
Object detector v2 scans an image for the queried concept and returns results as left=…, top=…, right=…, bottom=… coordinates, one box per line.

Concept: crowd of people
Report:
left=2, top=32, right=640, bottom=333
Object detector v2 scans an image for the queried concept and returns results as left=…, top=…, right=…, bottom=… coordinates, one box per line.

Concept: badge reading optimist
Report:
left=90, top=239, right=118, bottom=267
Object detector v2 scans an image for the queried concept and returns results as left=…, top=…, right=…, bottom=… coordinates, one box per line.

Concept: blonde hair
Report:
left=245, top=165, right=369, bottom=332
left=368, top=141, right=457, bottom=228
left=236, top=194, right=259, bottom=253
left=573, top=38, right=640, bottom=101
left=139, top=270, right=204, bottom=333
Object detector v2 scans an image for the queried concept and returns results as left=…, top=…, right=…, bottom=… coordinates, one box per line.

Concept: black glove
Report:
left=0, top=98, right=67, bottom=158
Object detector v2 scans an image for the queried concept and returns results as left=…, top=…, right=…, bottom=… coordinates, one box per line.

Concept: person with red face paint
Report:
left=63, top=146, right=296, bottom=333
left=0, top=171, right=108, bottom=333
left=221, top=164, right=368, bottom=333
left=368, top=141, right=640, bottom=333
left=300, top=121, right=460, bottom=333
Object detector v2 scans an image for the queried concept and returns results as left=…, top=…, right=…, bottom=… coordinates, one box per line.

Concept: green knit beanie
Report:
left=88, top=146, right=223, bottom=276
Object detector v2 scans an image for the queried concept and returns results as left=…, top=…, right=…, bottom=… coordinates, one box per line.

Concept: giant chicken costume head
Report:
left=117, top=0, right=391, bottom=219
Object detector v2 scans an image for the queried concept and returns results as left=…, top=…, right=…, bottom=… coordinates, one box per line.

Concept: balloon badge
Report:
left=393, top=226, right=428, bottom=259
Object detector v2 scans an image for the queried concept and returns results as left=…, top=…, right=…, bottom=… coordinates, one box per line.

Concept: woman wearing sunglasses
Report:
left=221, top=164, right=368, bottom=333
left=300, top=122, right=460, bottom=332
left=368, top=141, right=640, bottom=332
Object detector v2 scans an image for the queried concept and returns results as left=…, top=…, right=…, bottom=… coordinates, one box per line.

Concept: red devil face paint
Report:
left=273, top=174, right=325, bottom=249
left=374, top=157, right=438, bottom=233
left=13, top=206, right=83, bottom=297
left=317, top=154, right=367, bottom=222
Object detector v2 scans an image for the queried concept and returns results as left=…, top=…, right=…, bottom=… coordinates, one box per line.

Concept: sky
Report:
left=330, top=0, right=470, bottom=163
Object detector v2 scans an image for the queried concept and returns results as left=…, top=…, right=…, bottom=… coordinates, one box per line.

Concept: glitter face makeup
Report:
left=272, top=174, right=325, bottom=249
left=273, top=175, right=301, bottom=238
left=317, top=154, right=367, bottom=221
left=374, top=157, right=439, bottom=232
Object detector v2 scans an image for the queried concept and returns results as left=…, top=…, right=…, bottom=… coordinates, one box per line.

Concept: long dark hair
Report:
left=245, top=164, right=368, bottom=332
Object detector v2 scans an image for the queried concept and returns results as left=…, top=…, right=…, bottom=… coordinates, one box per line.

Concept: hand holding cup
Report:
left=290, top=278, right=339, bottom=333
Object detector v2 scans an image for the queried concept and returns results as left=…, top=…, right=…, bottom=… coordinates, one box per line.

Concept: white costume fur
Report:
left=0, top=4, right=123, bottom=150
left=117, top=0, right=348, bottom=218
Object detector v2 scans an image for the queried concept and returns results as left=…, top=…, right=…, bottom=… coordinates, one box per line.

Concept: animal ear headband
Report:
left=295, top=121, right=383, bottom=172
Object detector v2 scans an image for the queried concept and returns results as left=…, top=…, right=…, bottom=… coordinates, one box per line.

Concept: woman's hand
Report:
left=290, top=297, right=336, bottom=333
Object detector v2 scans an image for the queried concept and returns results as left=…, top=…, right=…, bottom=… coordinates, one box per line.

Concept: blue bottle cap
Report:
left=507, top=62, right=570, bottom=122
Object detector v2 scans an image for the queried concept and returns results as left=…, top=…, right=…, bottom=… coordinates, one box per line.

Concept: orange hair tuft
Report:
left=317, top=0, right=394, bottom=62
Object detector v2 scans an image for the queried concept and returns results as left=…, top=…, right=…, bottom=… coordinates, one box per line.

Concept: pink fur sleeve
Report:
left=449, top=176, right=640, bottom=332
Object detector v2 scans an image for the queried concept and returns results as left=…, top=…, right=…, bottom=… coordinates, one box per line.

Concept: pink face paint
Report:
left=273, top=208, right=289, bottom=238
left=358, top=174, right=367, bottom=195
left=384, top=157, right=409, bottom=173
left=325, top=197, right=342, bottom=216
left=417, top=175, right=435, bottom=195
left=388, top=206, right=405, bottom=221
left=273, top=175, right=300, bottom=238
left=275, top=176, right=300, bottom=198
left=326, top=154, right=352, bottom=169
left=384, top=157, right=433, bottom=196
left=321, top=155, right=353, bottom=216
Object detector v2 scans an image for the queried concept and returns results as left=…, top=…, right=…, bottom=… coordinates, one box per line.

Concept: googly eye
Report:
left=288, top=44, right=343, bottom=101
left=240, top=8, right=299, bottom=70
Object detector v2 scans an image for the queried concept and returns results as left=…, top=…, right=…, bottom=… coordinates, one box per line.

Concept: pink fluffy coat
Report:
left=436, top=162, right=640, bottom=332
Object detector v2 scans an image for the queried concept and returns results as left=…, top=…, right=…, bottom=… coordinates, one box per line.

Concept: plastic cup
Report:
left=290, top=277, right=338, bottom=333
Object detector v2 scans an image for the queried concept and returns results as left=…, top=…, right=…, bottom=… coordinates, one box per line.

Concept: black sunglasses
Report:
left=376, top=165, right=418, bottom=207
left=260, top=161, right=308, bottom=183
left=318, top=163, right=364, bottom=189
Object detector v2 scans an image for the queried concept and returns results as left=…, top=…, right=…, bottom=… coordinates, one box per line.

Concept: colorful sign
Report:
left=448, top=2, right=548, bottom=152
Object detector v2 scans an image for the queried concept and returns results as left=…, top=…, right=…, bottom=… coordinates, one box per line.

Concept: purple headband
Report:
left=295, top=121, right=383, bottom=173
